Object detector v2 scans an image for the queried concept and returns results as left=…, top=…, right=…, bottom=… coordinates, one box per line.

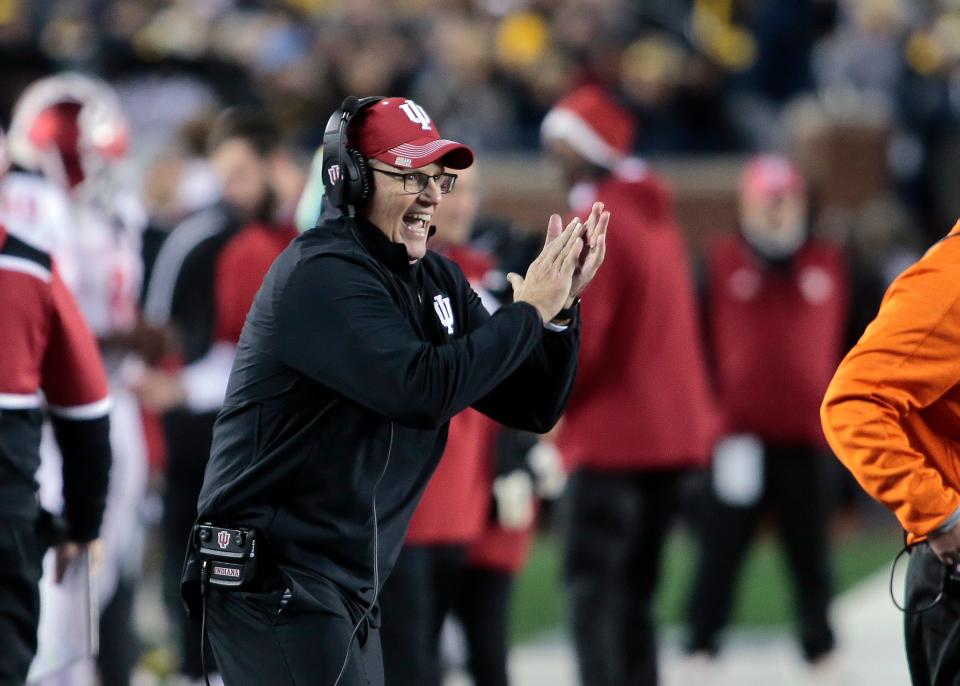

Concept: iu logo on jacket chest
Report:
left=433, top=294, right=454, bottom=334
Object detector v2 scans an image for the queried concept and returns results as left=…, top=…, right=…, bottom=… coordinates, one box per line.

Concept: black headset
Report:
left=321, top=95, right=384, bottom=214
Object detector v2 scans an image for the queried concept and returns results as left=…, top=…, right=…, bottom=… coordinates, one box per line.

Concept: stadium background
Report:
left=4, top=0, right=959, bottom=683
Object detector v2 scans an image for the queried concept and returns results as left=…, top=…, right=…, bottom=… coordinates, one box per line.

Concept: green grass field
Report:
left=509, top=524, right=901, bottom=644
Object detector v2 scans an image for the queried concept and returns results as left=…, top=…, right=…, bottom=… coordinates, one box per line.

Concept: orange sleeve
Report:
left=821, top=240, right=960, bottom=537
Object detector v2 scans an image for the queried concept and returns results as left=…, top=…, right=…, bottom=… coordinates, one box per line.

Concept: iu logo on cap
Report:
left=217, top=530, right=230, bottom=549
left=399, top=100, right=432, bottom=131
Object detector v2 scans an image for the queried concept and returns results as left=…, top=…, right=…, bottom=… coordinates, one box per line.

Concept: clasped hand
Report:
left=507, top=202, right=609, bottom=323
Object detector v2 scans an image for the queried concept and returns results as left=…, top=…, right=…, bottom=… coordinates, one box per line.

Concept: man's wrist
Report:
left=934, top=505, right=960, bottom=537
left=552, top=297, right=580, bottom=324
left=546, top=297, right=580, bottom=331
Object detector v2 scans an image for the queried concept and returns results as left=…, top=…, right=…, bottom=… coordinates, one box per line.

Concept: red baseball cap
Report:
left=349, top=97, right=474, bottom=170
left=740, top=154, right=806, bottom=202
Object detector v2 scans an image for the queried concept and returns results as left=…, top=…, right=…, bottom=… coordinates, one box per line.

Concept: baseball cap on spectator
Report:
left=349, top=97, right=474, bottom=170
left=541, top=84, right=636, bottom=170
left=739, top=154, right=806, bottom=202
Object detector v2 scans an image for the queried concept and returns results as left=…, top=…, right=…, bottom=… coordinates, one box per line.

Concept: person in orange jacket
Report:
left=822, top=220, right=960, bottom=685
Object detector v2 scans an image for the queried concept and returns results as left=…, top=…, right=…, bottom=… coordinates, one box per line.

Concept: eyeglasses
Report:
left=371, top=168, right=458, bottom=194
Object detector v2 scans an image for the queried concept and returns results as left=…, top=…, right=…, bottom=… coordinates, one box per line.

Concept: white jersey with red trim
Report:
left=65, top=195, right=144, bottom=339
left=0, top=171, right=76, bottom=285
left=0, top=170, right=144, bottom=340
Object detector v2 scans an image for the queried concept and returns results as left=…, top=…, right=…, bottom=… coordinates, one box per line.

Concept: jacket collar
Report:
left=353, top=216, right=423, bottom=277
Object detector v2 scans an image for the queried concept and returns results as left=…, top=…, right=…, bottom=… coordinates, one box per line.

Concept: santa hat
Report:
left=540, top=84, right=636, bottom=170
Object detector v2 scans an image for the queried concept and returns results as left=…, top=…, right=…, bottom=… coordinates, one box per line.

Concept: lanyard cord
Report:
left=200, top=561, right=212, bottom=686
left=889, top=545, right=950, bottom=614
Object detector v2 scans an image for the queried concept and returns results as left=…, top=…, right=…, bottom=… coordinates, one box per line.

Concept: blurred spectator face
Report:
left=363, top=161, right=445, bottom=262
left=434, top=164, right=479, bottom=245
left=210, top=137, right=273, bottom=224
left=739, top=156, right=808, bottom=259
left=546, top=137, right=597, bottom=187
left=143, top=153, right=221, bottom=228
left=143, top=153, right=185, bottom=227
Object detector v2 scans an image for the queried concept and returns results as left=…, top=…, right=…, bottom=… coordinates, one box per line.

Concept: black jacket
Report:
left=188, top=214, right=579, bottom=615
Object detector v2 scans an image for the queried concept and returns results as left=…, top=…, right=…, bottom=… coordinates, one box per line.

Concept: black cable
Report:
left=194, top=415, right=393, bottom=686
left=200, top=560, right=213, bottom=686
left=889, top=545, right=949, bottom=614
left=332, top=421, right=394, bottom=686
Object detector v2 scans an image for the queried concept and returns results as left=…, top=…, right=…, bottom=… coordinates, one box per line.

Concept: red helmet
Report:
left=8, top=72, right=129, bottom=190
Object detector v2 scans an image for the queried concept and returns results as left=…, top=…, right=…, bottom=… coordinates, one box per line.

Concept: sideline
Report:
left=447, top=568, right=910, bottom=686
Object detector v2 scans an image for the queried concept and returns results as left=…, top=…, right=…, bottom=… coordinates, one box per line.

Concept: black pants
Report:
left=563, top=468, right=684, bottom=686
left=451, top=566, right=513, bottom=686
left=686, top=444, right=835, bottom=661
left=206, top=578, right=384, bottom=686
left=380, top=544, right=467, bottom=686
left=905, top=542, right=960, bottom=685
left=162, top=409, right=217, bottom=678
left=0, top=519, right=43, bottom=686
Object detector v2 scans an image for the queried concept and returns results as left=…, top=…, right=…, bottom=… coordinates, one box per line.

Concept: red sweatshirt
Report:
left=707, top=234, right=849, bottom=444
left=559, top=164, right=717, bottom=471
left=214, top=222, right=299, bottom=343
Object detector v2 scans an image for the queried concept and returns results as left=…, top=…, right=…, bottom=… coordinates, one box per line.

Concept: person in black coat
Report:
left=182, top=96, right=609, bottom=686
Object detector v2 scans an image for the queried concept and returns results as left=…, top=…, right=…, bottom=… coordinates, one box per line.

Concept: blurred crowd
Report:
left=0, top=0, right=959, bottom=240
left=3, top=1, right=960, bottom=685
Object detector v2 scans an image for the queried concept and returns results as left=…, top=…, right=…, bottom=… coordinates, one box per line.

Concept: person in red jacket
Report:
left=0, top=181, right=113, bottom=682
left=542, top=84, right=717, bottom=685
left=685, top=155, right=848, bottom=668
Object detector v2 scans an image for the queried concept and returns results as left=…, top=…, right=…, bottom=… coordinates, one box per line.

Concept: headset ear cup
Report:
left=347, top=148, right=371, bottom=206
left=321, top=154, right=343, bottom=210
left=320, top=96, right=383, bottom=212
